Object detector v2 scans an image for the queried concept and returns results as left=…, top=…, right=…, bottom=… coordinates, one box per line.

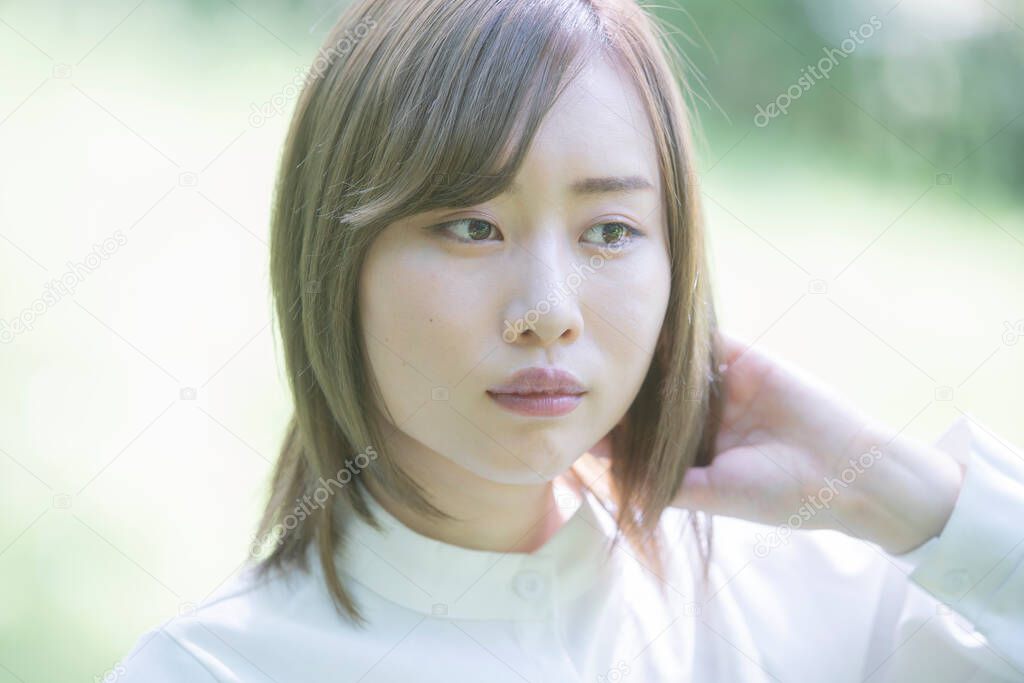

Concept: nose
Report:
left=501, top=246, right=584, bottom=348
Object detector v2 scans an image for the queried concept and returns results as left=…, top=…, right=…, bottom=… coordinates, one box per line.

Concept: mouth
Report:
left=487, top=366, right=587, bottom=417
left=486, top=390, right=586, bottom=417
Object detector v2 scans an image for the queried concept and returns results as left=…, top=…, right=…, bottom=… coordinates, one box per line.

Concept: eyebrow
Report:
left=507, top=175, right=654, bottom=196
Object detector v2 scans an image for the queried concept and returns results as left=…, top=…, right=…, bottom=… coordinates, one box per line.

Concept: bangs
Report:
left=332, top=0, right=609, bottom=229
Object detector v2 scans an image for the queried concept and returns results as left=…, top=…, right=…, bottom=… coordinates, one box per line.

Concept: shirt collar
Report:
left=334, top=481, right=618, bottom=621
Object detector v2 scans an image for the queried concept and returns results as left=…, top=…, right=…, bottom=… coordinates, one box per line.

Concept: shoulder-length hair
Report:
left=256, top=0, right=724, bottom=625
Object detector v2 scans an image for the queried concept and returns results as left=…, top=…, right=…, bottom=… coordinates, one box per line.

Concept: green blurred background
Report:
left=1, top=0, right=1021, bottom=680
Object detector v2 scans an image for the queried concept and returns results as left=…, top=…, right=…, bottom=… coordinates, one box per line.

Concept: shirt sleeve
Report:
left=117, top=625, right=219, bottom=682
left=865, top=413, right=1024, bottom=682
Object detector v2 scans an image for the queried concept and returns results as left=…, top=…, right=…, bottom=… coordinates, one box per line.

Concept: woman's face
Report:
left=359, top=54, right=671, bottom=486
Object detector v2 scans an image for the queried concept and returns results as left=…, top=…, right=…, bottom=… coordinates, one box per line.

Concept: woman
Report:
left=119, top=0, right=1024, bottom=680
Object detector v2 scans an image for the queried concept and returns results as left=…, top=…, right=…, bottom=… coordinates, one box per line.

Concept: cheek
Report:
left=581, top=249, right=671, bottom=418
left=360, top=250, right=493, bottom=421
left=584, top=250, right=671, bottom=352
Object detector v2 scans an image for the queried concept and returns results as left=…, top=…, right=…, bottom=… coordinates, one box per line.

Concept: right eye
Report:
left=430, top=218, right=504, bottom=244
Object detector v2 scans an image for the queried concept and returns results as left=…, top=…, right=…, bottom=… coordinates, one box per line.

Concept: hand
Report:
left=671, top=330, right=965, bottom=556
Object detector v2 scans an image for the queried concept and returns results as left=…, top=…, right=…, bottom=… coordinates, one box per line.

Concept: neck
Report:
left=363, top=428, right=580, bottom=553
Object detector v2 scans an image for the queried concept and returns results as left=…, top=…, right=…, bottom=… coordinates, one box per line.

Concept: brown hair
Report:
left=256, top=0, right=723, bottom=625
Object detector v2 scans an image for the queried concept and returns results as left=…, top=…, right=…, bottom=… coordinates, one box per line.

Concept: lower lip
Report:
left=487, top=392, right=584, bottom=417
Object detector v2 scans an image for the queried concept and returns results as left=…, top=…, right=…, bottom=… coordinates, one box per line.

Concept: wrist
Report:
left=864, top=427, right=964, bottom=555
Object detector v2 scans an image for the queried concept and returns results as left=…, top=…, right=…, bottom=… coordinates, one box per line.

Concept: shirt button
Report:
left=940, top=569, right=971, bottom=596
left=512, top=570, right=548, bottom=601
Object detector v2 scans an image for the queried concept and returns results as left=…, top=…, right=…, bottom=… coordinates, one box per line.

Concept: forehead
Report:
left=521, top=53, right=660, bottom=188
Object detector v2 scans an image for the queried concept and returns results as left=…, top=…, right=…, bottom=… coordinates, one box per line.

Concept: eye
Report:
left=428, top=218, right=644, bottom=248
left=430, top=218, right=503, bottom=244
left=581, top=221, right=643, bottom=248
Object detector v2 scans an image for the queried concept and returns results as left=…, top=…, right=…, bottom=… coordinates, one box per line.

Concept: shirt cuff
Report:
left=889, top=533, right=941, bottom=573
left=897, top=413, right=1024, bottom=640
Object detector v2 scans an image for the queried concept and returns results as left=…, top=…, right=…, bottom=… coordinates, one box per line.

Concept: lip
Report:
left=489, top=367, right=587, bottom=395
left=487, top=367, right=587, bottom=417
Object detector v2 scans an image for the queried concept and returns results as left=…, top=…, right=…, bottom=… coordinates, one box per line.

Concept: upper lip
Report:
left=488, top=367, right=587, bottom=395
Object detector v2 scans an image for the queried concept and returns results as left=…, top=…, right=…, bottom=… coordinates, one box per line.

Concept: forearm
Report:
left=845, top=424, right=965, bottom=555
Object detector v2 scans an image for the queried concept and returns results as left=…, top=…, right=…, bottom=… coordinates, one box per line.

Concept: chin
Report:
left=463, top=452, right=577, bottom=486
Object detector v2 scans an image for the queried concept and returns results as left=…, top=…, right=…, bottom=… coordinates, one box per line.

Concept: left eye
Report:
left=433, top=219, right=642, bottom=247
left=581, top=222, right=642, bottom=247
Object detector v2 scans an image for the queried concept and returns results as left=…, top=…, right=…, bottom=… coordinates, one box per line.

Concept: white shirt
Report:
left=119, top=414, right=1024, bottom=681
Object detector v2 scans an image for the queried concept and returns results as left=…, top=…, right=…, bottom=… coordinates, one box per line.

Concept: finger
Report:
left=672, top=466, right=723, bottom=513
left=715, top=328, right=753, bottom=369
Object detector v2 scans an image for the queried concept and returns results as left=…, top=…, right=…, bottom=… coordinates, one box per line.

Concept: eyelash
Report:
left=429, top=218, right=645, bottom=248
